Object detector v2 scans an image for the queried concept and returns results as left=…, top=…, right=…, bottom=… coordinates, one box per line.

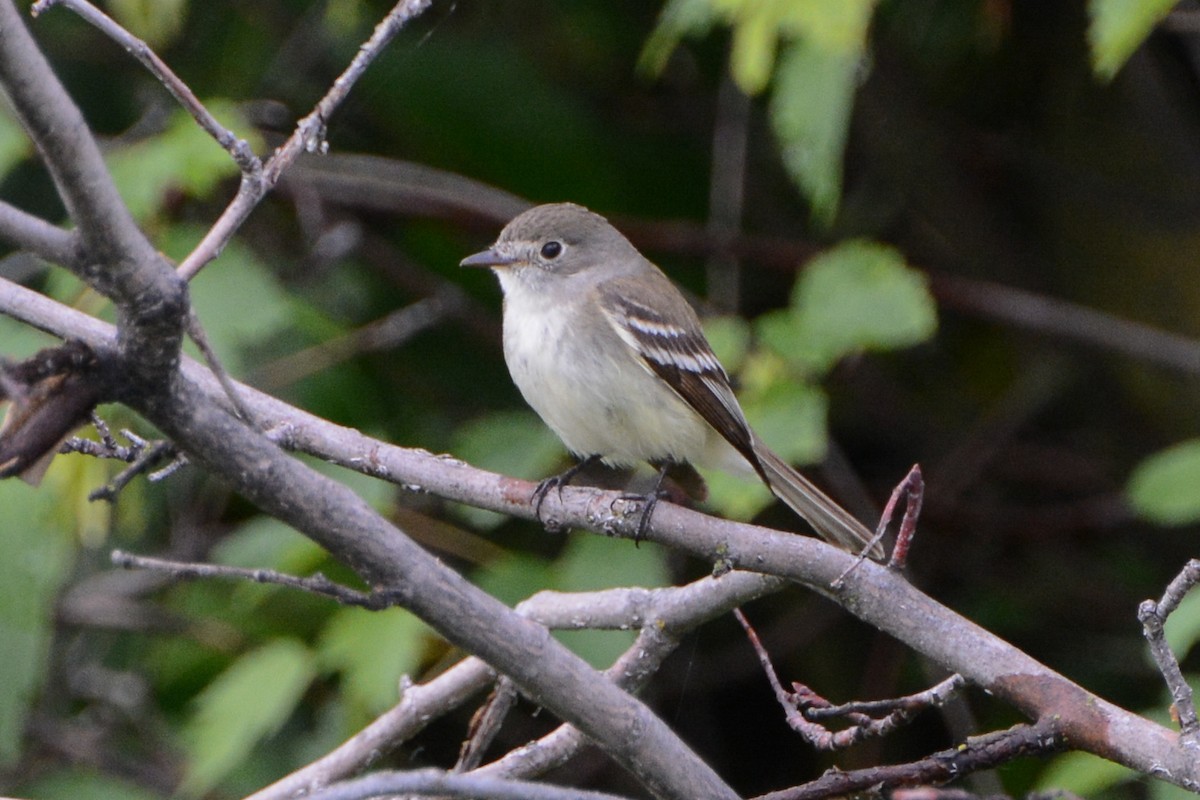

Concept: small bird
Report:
left=461, top=202, right=882, bottom=558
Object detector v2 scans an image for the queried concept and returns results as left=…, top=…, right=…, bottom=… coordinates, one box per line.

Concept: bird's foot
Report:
left=615, top=462, right=674, bottom=545
left=532, top=455, right=601, bottom=531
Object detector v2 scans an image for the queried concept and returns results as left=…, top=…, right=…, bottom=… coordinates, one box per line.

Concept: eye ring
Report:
left=540, top=240, right=563, bottom=259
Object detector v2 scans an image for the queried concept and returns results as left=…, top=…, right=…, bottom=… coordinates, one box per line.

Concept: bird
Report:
left=460, top=202, right=882, bottom=558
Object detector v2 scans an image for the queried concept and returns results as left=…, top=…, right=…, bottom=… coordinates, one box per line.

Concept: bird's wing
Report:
left=598, top=273, right=881, bottom=557
left=597, top=275, right=763, bottom=477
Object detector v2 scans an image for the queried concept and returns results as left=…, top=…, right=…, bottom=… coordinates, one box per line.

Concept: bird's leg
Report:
left=532, top=454, right=602, bottom=524
left=617, top=461, right=674, bottom=544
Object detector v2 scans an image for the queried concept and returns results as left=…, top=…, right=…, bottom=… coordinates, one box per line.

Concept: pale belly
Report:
left=501, top=290, right=727, bottom=469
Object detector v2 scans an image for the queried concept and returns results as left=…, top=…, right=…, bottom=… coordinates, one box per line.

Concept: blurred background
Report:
left=2, top=0, right=1200, bottom=797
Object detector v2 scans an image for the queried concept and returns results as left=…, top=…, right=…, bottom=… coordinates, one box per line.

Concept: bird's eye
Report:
left=540, top=241, right=563, bottom=259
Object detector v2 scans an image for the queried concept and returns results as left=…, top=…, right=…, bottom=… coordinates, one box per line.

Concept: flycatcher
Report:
left=461, top=202, right=882, bottom=557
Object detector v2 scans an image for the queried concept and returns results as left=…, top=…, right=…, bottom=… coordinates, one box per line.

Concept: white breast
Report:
left=497, top=273, right=722, bottom=468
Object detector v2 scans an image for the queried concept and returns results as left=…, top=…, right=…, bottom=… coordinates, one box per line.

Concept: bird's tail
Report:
left=753, top=441, right=886, bottom=560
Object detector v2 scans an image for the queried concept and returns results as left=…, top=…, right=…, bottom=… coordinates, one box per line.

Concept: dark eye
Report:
left=540, top=241, right=563, bottom=259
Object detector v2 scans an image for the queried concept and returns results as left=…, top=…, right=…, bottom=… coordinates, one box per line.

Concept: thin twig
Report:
left=832, top=464, right=924, bottom=587
left=176, top=0, right=432, bottom=281
left=705, top=69, right=750, bottom=313
left=250, top=294, right=458, bottom=390
left=735, top=608, right=964, bottom=751
left=751, top=719, right=1067, bottom=800
left=1138, top=559, right=1200, bottom=744
left=889, top=464, right=924, bottom=568
left=30, top=0, right=258, bottom=172
left=111, top=550, right=393, bottom=610
left=185, top=311, right=257, bottom=425
left=88, top=439, right=176, bottom=502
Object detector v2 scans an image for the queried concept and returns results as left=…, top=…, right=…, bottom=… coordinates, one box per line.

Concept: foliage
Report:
left=1127, top=439, right=1200, bottom=526
left=0, top=480, right=75, bottom=766
left=644, top=0, right=875, bottom=222
left=1088, top=0, right=1181, bottom=79
left=0, top=0, right=1197, bottom=797
left=179, top=639, right=317, bottom=796
left=703, top=241, right=935, bottom=520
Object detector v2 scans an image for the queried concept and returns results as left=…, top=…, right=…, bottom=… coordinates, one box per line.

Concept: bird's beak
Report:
left=460, top=247, right=518, bottom=269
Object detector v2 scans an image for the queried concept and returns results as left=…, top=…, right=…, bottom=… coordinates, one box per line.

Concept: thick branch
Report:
left=124, top=367, right=738, bottom=800
left=3, top=278, right=1196, bottom=792
left=302, top=768, right=635, bottom=800
left=0, top=200, right=79, bottom=266
left=249, top=572, right=783, bottom=799
left=0, top=0, right=185, bottom=382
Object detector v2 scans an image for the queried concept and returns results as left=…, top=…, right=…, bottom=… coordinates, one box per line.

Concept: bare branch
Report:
left=86, top=438, right=175, bottom=501
left=30, top=0, right=258, bottom=171
left=931, top=273, right=1200, bottom=375
left=3, top=277, right=1200, bottom=792
left=302, top=768, right=637, bottom=800
left=751, top=719, right=1067, bottom=800
left=0, top=0, right=176, bottom=300
left=110, top=549, right=392, bottom=609
left=1139, top=559, right=1200, bottom=743
left=0, top=0, right=185, bottom=382
left=736, top=608, right=964, bottom=750
left=249, top=572, right=782, bottom=799
left=0, top=199, right=79, bottom=266
left=176, top=0, right=432, bottom=281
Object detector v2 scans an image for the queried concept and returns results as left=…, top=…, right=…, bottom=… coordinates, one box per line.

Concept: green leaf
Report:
left=763, top=240, right=936, bottom=373
left=703, top=469, right=774, bottom=521
left=729, top=6, right=780, bottom=93
left=0, top=480, right=76, bottom=766
left=769, top=33, right=867, bottom=223
left=1035, top=751, right=1134, bottom=796
left=643, top=0, right=876, bottom=218
left=1163, top=589, right=1200, bottom=660
left=18, top=768, right=162, bottom=800
left=169, top=225, right=297, bottom=376
left=1088, top=0, right=1178, bottom=80
left=107, top=101, right=256, bottom=223
left=106, top=0, right=187, bottom=47
left=702, top=315, right=751, bottom=374
left=742, top=371, right=828, bottom=466
left=317, top=607, right=430, bottom=714
left=180, top=639, right=316, bottom=796
left=475, top=552, right=557, bottom=608
left=1127, top=439, right=1200, bottom=525
left=639, top=0, right=717, bottom=76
